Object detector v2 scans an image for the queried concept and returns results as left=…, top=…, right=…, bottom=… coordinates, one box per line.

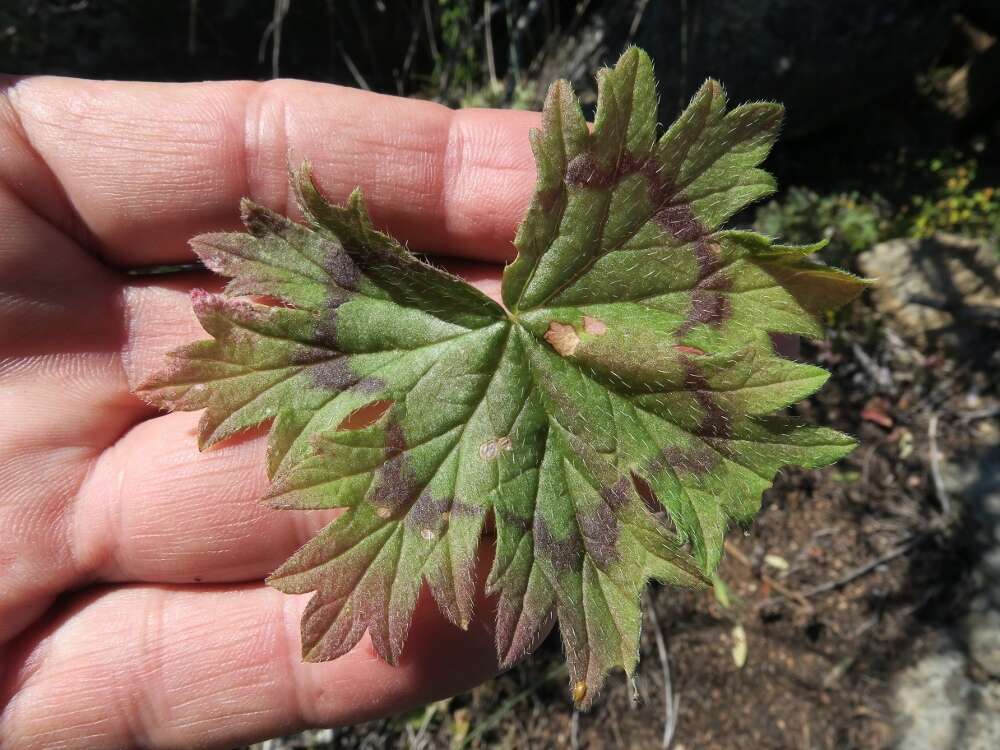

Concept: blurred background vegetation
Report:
left=2, top=0, right=998, bottom=259
left=3, top=2, right=997, bottom=748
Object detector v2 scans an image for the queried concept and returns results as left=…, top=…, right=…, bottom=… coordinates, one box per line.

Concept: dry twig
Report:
left=338, top=42, right=370, bottom=90
left=422, top=0, right=440, bottom=62
left=645, top=591, right=680, bottom=749
left=258, top=0, right=291, bottom=79
left=927, top=413, right=952, bottom=516
left=851, top=341, right=895, bottom=392
left=799, top=537, right=920, bottom=597
left=959, top=405, right=1000, bottom=423
left=484, top=0, right=498, bottom=86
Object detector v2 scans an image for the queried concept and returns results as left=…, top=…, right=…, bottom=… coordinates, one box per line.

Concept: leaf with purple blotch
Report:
left=139, top=47, right=868, bottom=708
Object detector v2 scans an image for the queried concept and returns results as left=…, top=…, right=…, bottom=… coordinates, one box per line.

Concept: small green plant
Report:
left=755, top=188, right=889, bottom=262
left=902, top=157, right=1000, bottom=239
left=461, top=80, right=537, bottom=110
left=436, top=0, right=479, bottom=91
left=756, top=152, right=1000, bottom=261
left=139, top=48, right=865, bottom=707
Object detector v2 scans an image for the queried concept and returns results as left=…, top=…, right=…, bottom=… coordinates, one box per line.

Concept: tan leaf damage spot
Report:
left=479, top=436, right=513, bottom=461
left=544, top=321, right=580, bottom=356
left=674, top=344, right=706, bottom=355
left=582, top=315, right=608, bottom=335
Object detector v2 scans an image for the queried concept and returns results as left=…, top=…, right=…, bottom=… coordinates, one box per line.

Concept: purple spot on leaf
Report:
left=538, top=185, right=562, bottom=212
left=599, top=475, right=631, bottom=512
left=653, top=203, right=704, bottom=243
left=533, top=516, right=584, bottom=574
left=684, top=364, right=733, bottom=440
left=242, top=202, right=292, bottom=238
left=651, top=446, right=718, bottom=475
left=678, top=272, right=733, bottom=336
left=565, top=153, right=615, bottom=189
left=307, top=356, right=384, bottom=394
left=405, top=493, right=484, bottom=537
left=693, top=238, right=724, bottom=278
left=369, top=421, right=419, bottom=517
left=562, top=148, right=710, bottom=249
left=577, top=501, right=620, bottom=569
left=691, top=290, right=731, bottom=326
left=498, top=509, right=532, bottom=534
left=322, top=240, right=361, bottom=291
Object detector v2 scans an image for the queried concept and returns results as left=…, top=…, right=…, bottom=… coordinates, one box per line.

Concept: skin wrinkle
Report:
left=2, top=587, right=257, bottom=746
left=85, top=424, right=288, bottom=583
left=2, top=436, right=99, bottom=641
left=65, top=285, right=174, bottom=585
left=441, top=109, right=464, bottom=241
left=11, top=81, right=244, bottom=261
left=1, top=184, right=189, bottom=639
left=72, top=434, right=128, bottom=584
left=279, top=592, right=312, bottom=728
left=0, top=83, right=98, bottom=255
left=0, top=595, right=98, bottom=743
left=0, top=614, right=49, bottom=729
left=243, top=80, right=290, bottom=223
left=124, top=586, right=166, bottom=747
left=71, top=411, right=313, bottom=584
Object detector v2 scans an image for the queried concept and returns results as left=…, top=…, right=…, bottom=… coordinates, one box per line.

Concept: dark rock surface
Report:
left=533, top=0, right=958, bottom=135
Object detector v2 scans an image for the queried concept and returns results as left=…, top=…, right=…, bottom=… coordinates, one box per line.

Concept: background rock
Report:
left=951, top=438, right=1000, bottom=680
left=894, top=431, right=1000, bottom=749
left=894, top=649, right=1000, bottom=750
left=856, top=234, right=1000, bottom=343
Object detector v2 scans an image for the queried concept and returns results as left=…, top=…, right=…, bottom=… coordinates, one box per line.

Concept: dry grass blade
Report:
left=927, top=413, right=952, bottom=516
left=644, top=591, right=680, bottom=749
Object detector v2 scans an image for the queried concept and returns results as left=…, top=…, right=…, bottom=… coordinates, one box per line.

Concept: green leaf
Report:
left=138, top=46, right=868, bottom=708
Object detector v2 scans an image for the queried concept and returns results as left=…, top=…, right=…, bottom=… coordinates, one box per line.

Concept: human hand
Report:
left=0, top=77, right=539, bottom=748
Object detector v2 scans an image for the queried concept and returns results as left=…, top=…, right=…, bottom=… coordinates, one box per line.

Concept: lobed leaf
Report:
left=138, top=46, right=869, bottom=708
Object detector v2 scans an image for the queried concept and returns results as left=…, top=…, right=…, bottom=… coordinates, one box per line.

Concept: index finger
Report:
left=4, top=77, right=539, bottom=267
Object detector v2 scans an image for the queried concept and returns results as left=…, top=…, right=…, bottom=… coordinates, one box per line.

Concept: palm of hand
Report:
left=0, top=77, right=536, bottom=748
